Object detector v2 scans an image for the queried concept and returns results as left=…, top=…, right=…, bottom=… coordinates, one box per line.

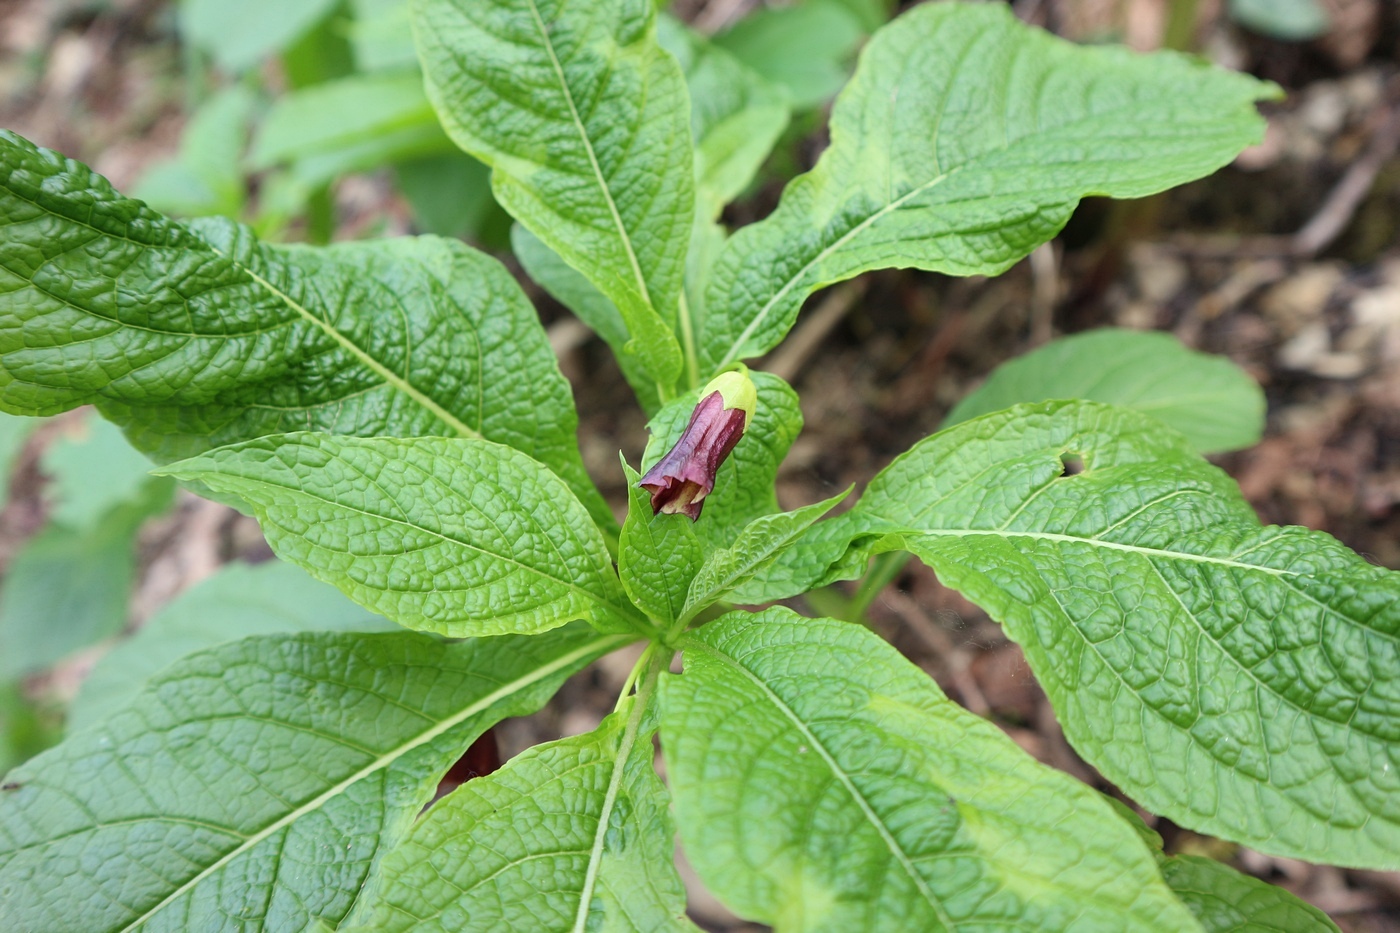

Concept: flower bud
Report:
left=637, top=369, right=757, bottom=520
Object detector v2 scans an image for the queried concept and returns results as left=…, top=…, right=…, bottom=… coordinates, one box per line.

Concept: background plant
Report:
left=0, top=1, right=1392, bottom=931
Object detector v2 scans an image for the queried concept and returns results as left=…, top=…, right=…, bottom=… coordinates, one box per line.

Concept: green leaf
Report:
left=69, top=559, right=395, bottom=733
left=0, top=470, right=172, bottom=681
left=682, top=487, right=849, bottom=621
left=349, top=0, right=419, bottom=70
left=656, top=15, right=791, bottom=220
left=157, top=434, right=642, bottom=638
left=512, top=224, right=663, bottom=413
left=133, top=85, right=256, bottom=219
left=1161, top=856, right=1340, bottom=933
left=416, top=0, right=693, bottom=393
left=618, top=461, right=702, bottom=632
left=182, top=0, right=341, bottom=72
left=698, top=2, right=1277, bottom=375
left=42, top=415, right=172, bottom=533
left=661, top=608, right=1203, bottom=931
left=712, top=0, right=866, bottom=110
left=0, top=131, right=612, bottom=530
left=395, top=152, right=504, bottom=242
left=805, top=400, right=1400, bottom=868
left=642, top=371, right=803, bottom=551
left=0, top=523, right=134, bottom=680
left=0, top=625, right=629, bottom=932
left=346, top=694, right=696, bottom=932
left=249, top=71, right=455, bottom=188
left=1228, top=0, right=1331, bottom=41
left=1105, top=803, right=1340, bottom=932
left=945, top=328, right=1265, bottom=454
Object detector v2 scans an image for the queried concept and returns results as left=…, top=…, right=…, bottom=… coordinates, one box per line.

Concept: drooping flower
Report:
left=637, top=369, right=757, bottom=520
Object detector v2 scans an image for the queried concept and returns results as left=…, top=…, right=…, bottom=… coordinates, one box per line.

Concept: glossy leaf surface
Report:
left=416, top=0, right=693, bottom=391
left=771, top=400, right=1400, bottom=868
left=662, top=609, right=1202, bottom=931
left=348, top=698, right=695, bottom=932
left=699, top=1, right=1276, bottom=374
left=0, top=626, right=629, bottom=932
left=159, top=434, right=641, bottom=637
left=0, top=131, right=610, bottom=528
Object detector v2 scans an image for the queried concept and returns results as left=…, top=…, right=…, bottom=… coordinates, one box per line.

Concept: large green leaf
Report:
left=0, top=131, right=611, bottom=529
left=619, top=461, right=701, bottom=632
left=415, top=0, right=693, bottom=393
left=159, top=434, right=644, bottom=638
left=0, top=625, right=628, bottom=933
left=661, top=609, right=1203, bottom=931
left=346, top=694, right=696, bottom=932
left=784, top=400, right=1400, bottom=868
left=945, top=328, right=1265, bottom=454
left=641, top=370, right=803, bottom=552
left=69, top=560, right=394, bottom=733
left=698, top=1, right=1277, bottom=374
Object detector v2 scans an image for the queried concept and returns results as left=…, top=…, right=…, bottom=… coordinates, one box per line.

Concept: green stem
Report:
left=845, top=551, right=910, bottom=623
left=613, top=642, right=657, bottom=713
left=676, top=291, right=700, bottom=390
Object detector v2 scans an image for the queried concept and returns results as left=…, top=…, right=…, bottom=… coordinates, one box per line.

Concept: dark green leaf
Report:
left=158, top=434, right=643, bottom=637
left=0, top=626, right=629, bottom=932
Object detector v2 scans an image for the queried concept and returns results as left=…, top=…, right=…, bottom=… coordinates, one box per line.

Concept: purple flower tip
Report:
left=637, top=390, right=747, bottom=520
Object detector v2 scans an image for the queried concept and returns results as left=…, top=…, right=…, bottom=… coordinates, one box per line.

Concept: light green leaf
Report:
left=249, top=71, right=455, bottom=188
left=133, top=85, right=256, bottom=219
left=682, top=487, right=849, bottom=621
left=945, top=328, right=1265, bottom=454
left=69, top=560, right=395, bottom=733
left=642, top=371, right=803, bottom=551
left=157, top=434, right=643, bottom=638
left=1228, top=0, right=1331, bottom=41
left=1106, top=803, right=1340, bottom=932
left=0, top=131, right=612, bottom=531
left=1160, top=856, right=1340, bottom=933
left=347, top=695, right=697, bottom=932
left=712, top=0, right=865, bottom=110
left=416, top=0, right=693, bottom=392
left=0, top=471, right=172, bottom=680
left=699, top=2, right=1277, bottom=374
left=182, top=0, right=340, bottom=72
left=0, top=625, right=629, bottom=933
left=661, top=609, right=1203, bottom=931
left=656, top=15, right=791, bottom=220
left=619, top=461, right=701, bottom=632
left=43, top=415, right=172, bottom=533
left=800, top=400, right=1400, bottom=868
left=350, top=0, right=419, bottom=70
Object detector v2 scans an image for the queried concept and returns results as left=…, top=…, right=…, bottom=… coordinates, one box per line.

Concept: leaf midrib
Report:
left=117, top=634, right=632, bottom=932
left=195, top=464, right=640, bottom=627
left=688, top=639, right=958, bottom=932
left=524, top=0, right=655, bottom=315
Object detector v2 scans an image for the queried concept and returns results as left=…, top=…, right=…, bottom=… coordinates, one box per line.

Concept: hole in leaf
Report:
left=1059, top=453, right=1085, bottom=477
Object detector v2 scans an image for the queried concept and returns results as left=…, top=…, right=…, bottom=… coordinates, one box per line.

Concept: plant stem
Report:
left=613, top=641, right=657, bottom=713
left=845, top=551, right=910, bottom=622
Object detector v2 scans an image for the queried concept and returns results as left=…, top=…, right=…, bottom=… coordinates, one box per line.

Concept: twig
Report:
left=1028, top=241, right=1059, bottom=346
left=763, top=278, right=869, bottom=383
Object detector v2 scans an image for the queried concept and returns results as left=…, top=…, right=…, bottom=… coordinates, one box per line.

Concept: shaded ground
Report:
left=3, top=0, right=1400, bottom=929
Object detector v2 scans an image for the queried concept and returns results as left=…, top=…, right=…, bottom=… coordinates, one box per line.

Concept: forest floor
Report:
left=2, top=0, right=1400, bottom=929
